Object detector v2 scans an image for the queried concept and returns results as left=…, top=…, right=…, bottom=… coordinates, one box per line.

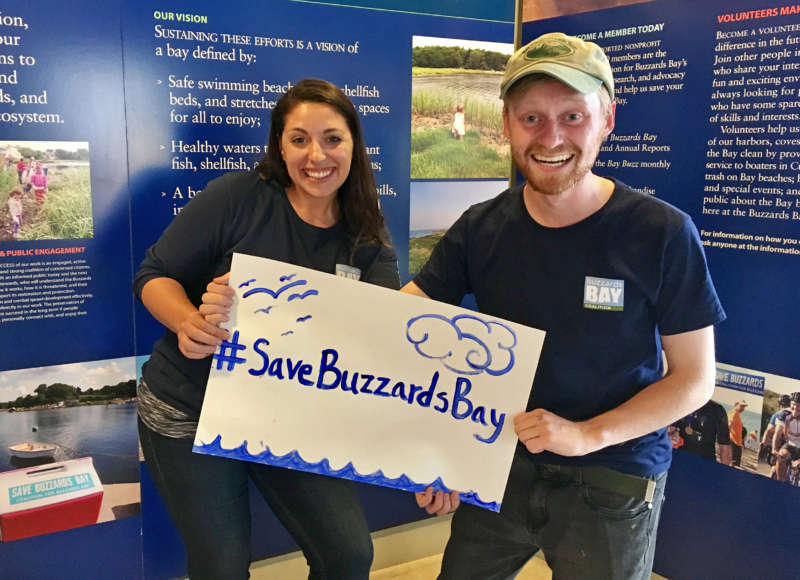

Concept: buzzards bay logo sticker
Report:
left=584, top=276, right=624, bottom=311
left=525, top=38, right=574, bottom=60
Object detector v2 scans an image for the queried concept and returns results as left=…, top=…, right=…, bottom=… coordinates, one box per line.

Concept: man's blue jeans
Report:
left=439, top=447, right=667, bottom=580
left=139, top=419, right=373, bottom=580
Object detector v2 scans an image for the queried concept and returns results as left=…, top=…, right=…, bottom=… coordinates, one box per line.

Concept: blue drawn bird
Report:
left=287, top=289, right=318, bottom=302
left=243, top=279, right=306, bottom=299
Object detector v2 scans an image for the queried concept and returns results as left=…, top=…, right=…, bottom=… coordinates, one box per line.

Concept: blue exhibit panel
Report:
left=0, top=5, right=137, bottom=577
left=655, top=450, right=799, bottom=580
left=522, top=1, right=800, bottom=578
left=522, top=0, right=800, bottom=381
left=124, top=0, right=512, bottom=353
left=0, top=1, right=132, bottom=371
left=126, top=2, right=512, bottom=577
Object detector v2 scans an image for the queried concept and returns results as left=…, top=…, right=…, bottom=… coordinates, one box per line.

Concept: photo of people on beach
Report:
left=0, top=141, right=93, bottom=242
left=409, top=180, right=504, bottom=274
left=411, top=36, right=513, bottom=179
left=0, top=357, right=139, bottom=542
left=706, top=386, right=763, bottom=476
left=670, top=362, right=800, bottom=488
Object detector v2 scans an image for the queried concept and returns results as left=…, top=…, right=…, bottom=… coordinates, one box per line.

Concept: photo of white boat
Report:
left=8, top=442, right=58, bottom=459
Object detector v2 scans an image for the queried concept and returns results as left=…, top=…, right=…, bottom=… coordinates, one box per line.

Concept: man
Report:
left=404, top=32, right=725, bottom=579
left=728, top=400, right=747, bottom=467
left=673, top=400, right=732, bottom=465
left=773, top=392, right=800, bottom=482
left=760, top=394, right=790, bottom=463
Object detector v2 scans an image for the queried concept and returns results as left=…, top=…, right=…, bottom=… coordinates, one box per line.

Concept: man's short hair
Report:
left=503, top=72, right=613, bottom=118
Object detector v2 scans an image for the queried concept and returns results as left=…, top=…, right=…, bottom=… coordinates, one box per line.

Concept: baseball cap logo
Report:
left=525, top=39, right=574, bottom=60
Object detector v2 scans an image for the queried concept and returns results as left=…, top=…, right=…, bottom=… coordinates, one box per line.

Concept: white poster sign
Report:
left=194, top=253, right=545, bottom=511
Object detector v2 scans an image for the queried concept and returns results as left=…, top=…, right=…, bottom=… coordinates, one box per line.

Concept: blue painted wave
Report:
left=193, top=435, right=500, bottom=512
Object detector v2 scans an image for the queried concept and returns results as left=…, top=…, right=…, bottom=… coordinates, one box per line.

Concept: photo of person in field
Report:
left=411, top=37, right=513, bottom=179
left=0, top=141, right=93, bottom=242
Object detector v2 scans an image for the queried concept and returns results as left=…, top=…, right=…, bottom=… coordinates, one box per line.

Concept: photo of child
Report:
left=7, top=188, right=23, bottom=240
left=451, top=104, right=465, bottom=140
left=30, top=164, right=49, bottom=206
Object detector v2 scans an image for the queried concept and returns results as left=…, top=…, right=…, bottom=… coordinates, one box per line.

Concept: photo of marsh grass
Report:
left=0, top=141, right=93, bottom=242
left=411, top=37, right=513, bottom=179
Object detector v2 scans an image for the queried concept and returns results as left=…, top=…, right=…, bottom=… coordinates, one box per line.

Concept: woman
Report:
left=135, top=79, right=400, bottom=580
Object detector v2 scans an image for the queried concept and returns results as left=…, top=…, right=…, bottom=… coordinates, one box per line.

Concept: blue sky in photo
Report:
left=410, top=180, right=506, bottom=231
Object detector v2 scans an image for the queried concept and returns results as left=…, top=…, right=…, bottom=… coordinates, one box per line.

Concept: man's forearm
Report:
left=580, top=368, right=714, bottom=452
left=579, top=327, right=716, bottom=453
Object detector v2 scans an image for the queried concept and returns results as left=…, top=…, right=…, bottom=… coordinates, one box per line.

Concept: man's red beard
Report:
left=512, top=131, right=606, bottom=196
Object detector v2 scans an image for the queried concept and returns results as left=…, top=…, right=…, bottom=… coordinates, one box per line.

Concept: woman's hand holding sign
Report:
left=200, top=272, right=234, bottom=330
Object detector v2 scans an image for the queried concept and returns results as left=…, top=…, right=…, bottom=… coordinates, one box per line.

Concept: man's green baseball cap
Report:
left=500, top=32, right=615, bottom=100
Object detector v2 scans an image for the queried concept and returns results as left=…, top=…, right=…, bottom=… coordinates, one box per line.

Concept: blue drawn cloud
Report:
left=406, top=314, right=517, bottom=376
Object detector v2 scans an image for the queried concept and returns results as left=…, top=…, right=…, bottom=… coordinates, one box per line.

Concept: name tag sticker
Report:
left=336, top=264, right=361, bottom=280
left=584, top=276, right=624, bottom=311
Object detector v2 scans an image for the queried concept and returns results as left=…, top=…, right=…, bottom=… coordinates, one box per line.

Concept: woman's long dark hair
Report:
left=258, top=78, right=387, bottom=253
